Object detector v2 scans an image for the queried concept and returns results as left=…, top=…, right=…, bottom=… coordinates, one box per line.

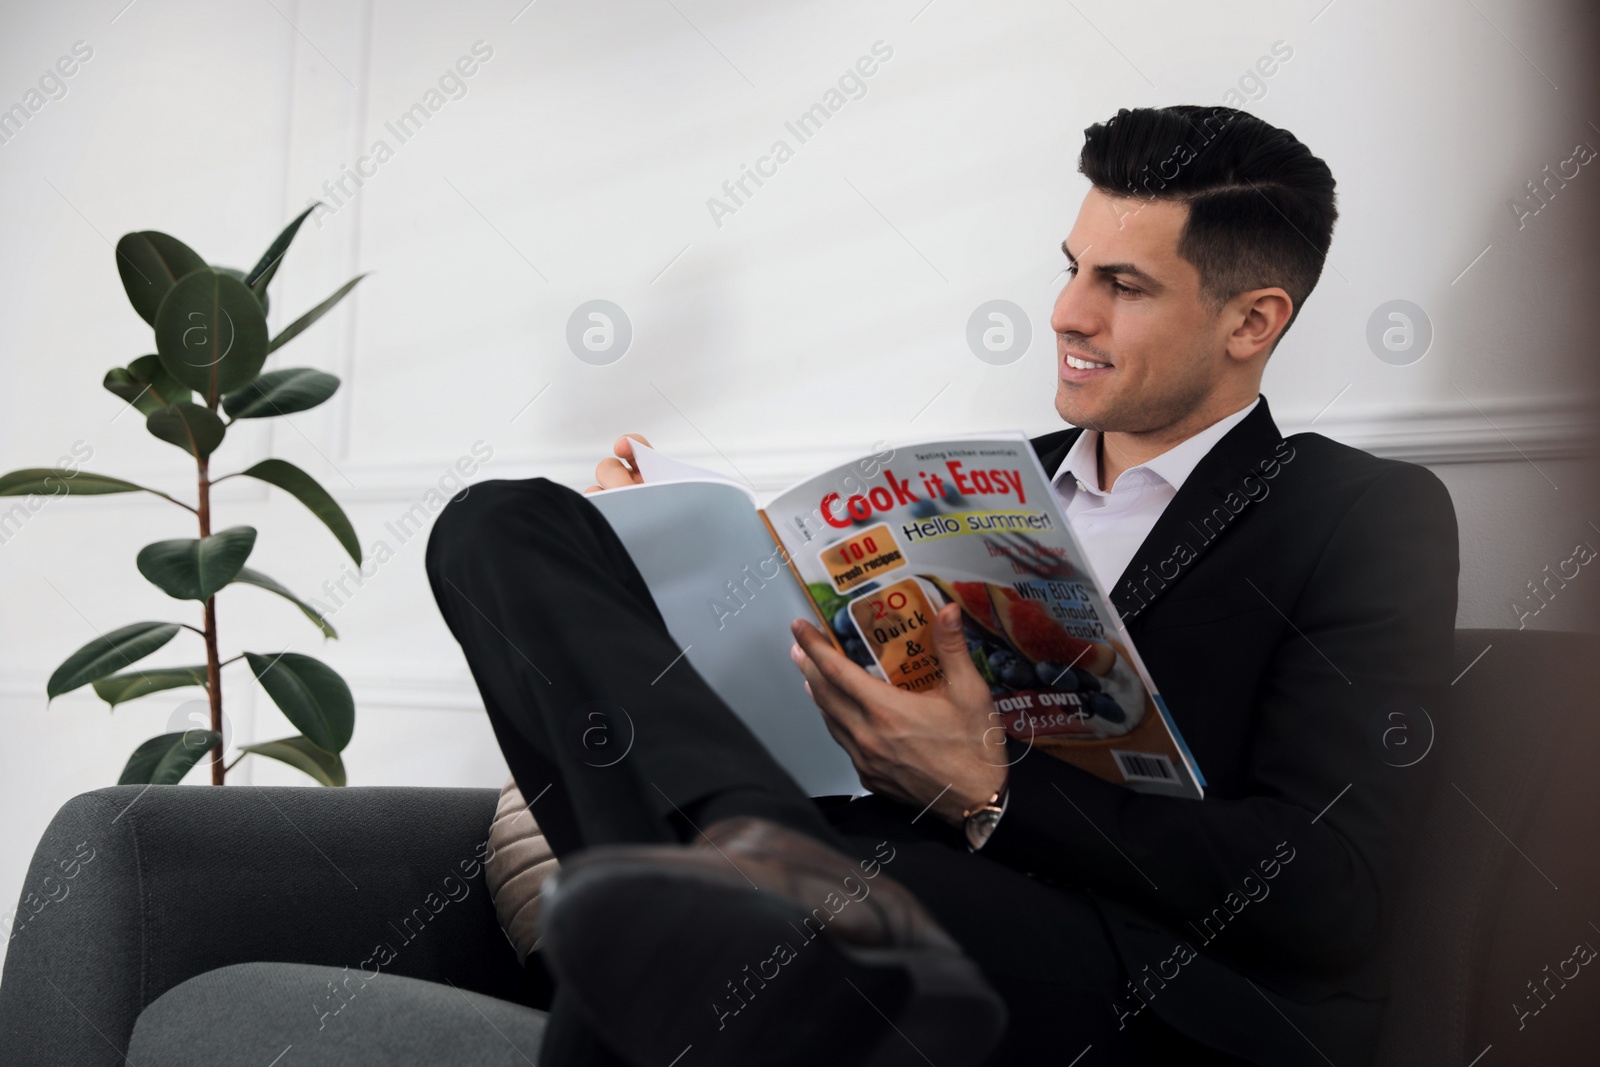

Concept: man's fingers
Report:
left=588, top=435, right=654, bottom=493
left=614, top=433, right=652, bottom=465
left=594, top=456, right=641, bottom=489
left=791, top=618, right=886, bottom=707
left=929, top=602, right=993, bottom=704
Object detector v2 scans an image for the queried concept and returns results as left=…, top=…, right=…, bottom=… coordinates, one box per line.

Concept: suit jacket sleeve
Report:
left=983, top=463, right=1459, bottom=974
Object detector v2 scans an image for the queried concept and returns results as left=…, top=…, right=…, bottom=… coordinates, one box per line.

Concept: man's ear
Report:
left=1226, top=288, right=1294, bottom=363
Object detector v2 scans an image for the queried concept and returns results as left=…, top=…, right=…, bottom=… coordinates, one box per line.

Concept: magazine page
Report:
left=630, top=440, right=753, bottom=497
left=761, top=434, right=1204, bottom=799
left=584, top=480, right=862, bottom=797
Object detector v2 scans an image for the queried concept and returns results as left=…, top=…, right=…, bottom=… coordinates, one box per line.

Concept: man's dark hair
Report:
left=1078, top=105, right=1337, bottom=338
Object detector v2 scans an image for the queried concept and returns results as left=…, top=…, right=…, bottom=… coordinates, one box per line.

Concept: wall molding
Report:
left=1278, top=394, right=1597, bottom=466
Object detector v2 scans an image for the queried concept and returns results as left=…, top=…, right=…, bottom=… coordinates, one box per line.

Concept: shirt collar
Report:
left=1052, top=397, right=1261, bottom=497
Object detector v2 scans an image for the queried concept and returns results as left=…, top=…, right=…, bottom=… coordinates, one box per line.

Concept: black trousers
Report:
left=425, top=477, right=1239, bottom=1066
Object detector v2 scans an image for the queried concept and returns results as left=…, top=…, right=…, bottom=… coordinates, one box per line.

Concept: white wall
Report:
left=2, top=0, right=1596, bottom=968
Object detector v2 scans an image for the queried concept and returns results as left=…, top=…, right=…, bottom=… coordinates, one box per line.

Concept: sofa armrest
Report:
left=0, top=785, right=522, bottom=1067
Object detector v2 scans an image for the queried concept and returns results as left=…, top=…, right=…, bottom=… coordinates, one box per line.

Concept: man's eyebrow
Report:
left=1061, top=241, right=1164, bottom=290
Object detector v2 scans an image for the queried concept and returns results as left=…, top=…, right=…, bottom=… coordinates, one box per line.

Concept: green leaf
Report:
left=115, top=232, right=208, bottom=327
left=246, top=206, right=318, bottom=295
left=222, top=368, right=340, bottom=419
left=92, top=665, right=208, bottom=708
left=118, top=730, right=220, bottom=785
left=215, top=267, right=269, bottom=317
left=237, top=459, right=360, bottom=564
left=137, top=526, right=257, bottom=601
left=246, top=652, right=354, bottom=753
left=146, top=402, right=227, bottom=459
left=0, top=467, right=192, bottom=514
left=104, top=354, right=193, bottom=416
left=268, top=274, right=367, bottom=353
left=232, top=566, right=337, bottom=639
left=154, top=268, right=271, bottom=401
left=47, top=621, right=182, bottom=699
left=238, top=734, right=346, bottom=787
left=0, top=469, right=151, bottom=497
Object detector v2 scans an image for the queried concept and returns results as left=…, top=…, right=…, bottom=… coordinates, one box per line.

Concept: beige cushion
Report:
left=484, top=777, right=560, bottom=962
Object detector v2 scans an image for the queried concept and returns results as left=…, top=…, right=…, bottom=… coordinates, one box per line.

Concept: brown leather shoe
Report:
left=541, top=817, right=1007, bottom=1067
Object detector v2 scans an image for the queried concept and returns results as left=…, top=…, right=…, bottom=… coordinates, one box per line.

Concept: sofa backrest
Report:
left=1375, top=628, right=1600, bottom=1064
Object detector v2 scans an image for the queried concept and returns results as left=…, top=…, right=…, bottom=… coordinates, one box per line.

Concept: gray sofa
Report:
left=1, top=628, right=1596, bottom=1065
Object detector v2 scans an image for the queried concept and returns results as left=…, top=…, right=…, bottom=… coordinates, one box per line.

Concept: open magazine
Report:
left=584, top=434, right=1204, bottom=800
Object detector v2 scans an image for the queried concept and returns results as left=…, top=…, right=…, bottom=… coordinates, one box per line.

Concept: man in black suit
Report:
left=425, top=105, right=1458, bottom=1066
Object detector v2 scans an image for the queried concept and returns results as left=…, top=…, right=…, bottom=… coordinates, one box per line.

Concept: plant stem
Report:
left=204, top=597, right=222, bottom=784
left=198, top=454, right=225, bottom=786
left=153, top=490, right=200, bottom=515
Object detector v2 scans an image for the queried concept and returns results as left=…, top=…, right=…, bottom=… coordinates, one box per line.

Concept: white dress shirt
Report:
left=1050, top=399, right=1260, bottom=592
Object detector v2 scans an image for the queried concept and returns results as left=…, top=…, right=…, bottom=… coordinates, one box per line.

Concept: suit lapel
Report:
left=1028, top=426, right=1083, bottom=480
left=1107, top=398, right=1287, bottom=623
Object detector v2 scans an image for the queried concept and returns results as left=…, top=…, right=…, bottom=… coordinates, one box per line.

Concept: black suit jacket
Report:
left=1001, top=397, right=1459, bottom=1064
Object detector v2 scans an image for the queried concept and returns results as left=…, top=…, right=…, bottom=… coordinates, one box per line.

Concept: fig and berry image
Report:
left=923, top=575, right=1146, bottom=739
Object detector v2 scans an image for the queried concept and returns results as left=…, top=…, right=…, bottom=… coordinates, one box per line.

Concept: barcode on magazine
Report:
left=1112, top=750, right=1178, bottom=784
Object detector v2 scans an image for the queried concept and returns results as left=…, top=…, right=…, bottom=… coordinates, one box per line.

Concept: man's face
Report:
left=1051, top=187, right=1232, bottom=434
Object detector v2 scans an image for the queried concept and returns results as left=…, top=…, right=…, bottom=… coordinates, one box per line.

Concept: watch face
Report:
left=965, top=807, right=1003, bottom=850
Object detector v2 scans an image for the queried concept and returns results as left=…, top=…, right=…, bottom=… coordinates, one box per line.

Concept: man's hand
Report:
left=789, top=602, right=1009, bottom=825
left=584, top=434, right=653, bottom=494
